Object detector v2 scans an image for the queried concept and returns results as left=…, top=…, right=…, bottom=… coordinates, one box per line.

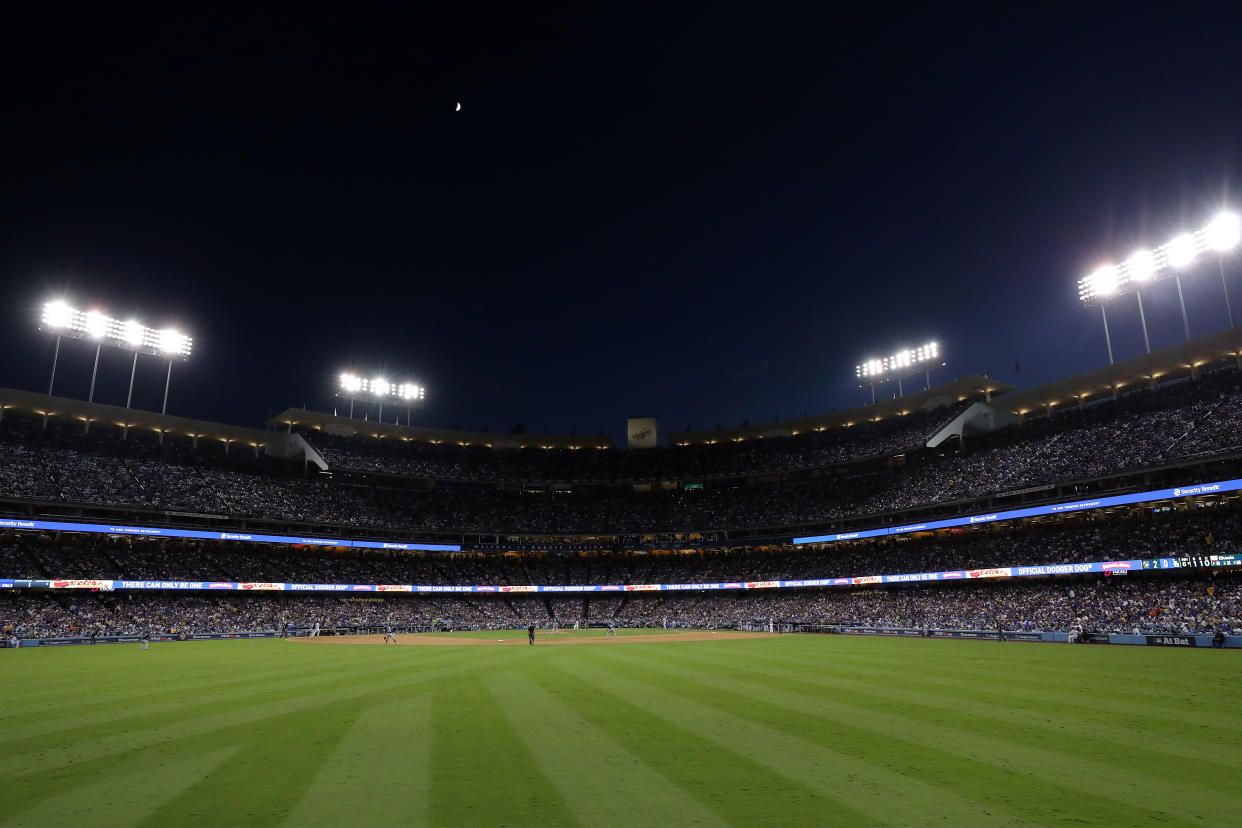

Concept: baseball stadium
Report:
left=3, top=326, right=1242, bottom=826
left=8, top=7, right=1242, bottom=825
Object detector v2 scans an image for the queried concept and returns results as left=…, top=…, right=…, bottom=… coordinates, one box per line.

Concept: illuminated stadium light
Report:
left=1077, top=209, right=1242, bottom=363
left=1165, top=233, right=1198, bottom=269
left=856, top=341, right=942, bottom=401
left=1076, top=212, right=1241, bottom=302
left=42, top=301, right=73, bottom=330
left=397, top=382, right=425, bottom=400
left=123, top=320, right=145, bottom=347
left=38, top=300, right=193, bottom=413
left=159, top=329, right=192, bottom=357
left=84, top=311, right=108, bottom=340
left=39, top=302, right=194, bottom=360
left=337, top=371, right=427, bottom=423
left=855, top=341, right=939, bottom=378
left=1127, top=249, right=1156, bottom=282
left=1205, top=211, right=1241, bottom=253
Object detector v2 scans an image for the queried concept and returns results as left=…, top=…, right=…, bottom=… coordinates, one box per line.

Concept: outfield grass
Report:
left=1, top=634, right=1238, bottom=827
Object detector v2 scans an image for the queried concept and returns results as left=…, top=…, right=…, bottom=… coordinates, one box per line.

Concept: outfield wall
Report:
left=8, top=627, right=1238, bottom=648
left=7, top=631, right=279, bottom=647
left=804, top=625, right=1242, bottom=648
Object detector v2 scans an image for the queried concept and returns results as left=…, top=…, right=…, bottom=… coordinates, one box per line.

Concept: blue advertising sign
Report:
left=794, top=477, right=1242, bottom=544
left=0, top=517, right=460, bottom=552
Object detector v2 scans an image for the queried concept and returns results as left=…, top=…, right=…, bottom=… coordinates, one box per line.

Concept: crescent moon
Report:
left=455, top=102, right=462, bottom=112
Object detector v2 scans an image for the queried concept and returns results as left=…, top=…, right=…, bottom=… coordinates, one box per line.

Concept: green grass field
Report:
left=1, top=633, right=1238, bottom=826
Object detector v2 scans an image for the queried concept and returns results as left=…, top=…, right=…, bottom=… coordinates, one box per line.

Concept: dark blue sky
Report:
left=3, top=6, right=1241, bottom=439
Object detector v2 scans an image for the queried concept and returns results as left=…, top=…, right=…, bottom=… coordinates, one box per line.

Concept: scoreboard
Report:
left=1141, top=554, right=1242, bottom=570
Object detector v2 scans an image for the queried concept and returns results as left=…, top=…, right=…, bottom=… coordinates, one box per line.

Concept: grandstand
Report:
left=2, top=329, right=1242, bottom=646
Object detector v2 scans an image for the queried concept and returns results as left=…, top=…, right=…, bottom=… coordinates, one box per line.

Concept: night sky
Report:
left=4, top=6, right=1242, bottom=440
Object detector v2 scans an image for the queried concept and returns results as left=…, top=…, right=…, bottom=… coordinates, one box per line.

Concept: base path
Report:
left=290, top=630, right=778, bottom=646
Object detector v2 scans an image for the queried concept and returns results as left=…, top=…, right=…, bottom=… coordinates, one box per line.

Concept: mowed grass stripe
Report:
left=1, top=745, right=241, bottom=828
left=533, top=661, right=884, bottom=827
left=0, top=645, right=510, bottom=781
left=554, top=655, right=1028, bottom=826
left=654, top=642, right=1242, bottom=773
left=586, top=650, right=1187, bottom=824
left=598, top=646, right=1235, bottom=823
left=134, top=696, right=381, bottom=827
left=0, top=642, right=408, bottom=713
left=733, top=638, right=1240, bottom=718
left=484, top=668, right=728, bottom=828
left=0, top=696, right=369, bottom=824
left=428, top=675, right=577, bottom=828
left=0, top=647, right=481, bottom=744
left=0, top=641, right=369, bottom=704
left=284, top=694, right=433, bottom=827
left=728, top=638, right=1242, bottom=730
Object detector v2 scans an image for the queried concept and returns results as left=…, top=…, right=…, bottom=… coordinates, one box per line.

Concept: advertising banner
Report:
left=837, top=627, right=925, bottom=637
left=794, top=476, right=1242, bottom=545
left=0, top=517, right=459, bottom=552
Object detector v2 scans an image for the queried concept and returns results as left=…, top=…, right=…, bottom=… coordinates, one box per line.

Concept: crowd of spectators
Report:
left=1, top=370, right=1241, bottom=536
left=3, top=572, right=1237, bottom=640
left=612, top=573, right=1242, bottom=636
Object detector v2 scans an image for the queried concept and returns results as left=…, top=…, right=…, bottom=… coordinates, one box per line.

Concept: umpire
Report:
left=528, top=623, right=536, bottom=645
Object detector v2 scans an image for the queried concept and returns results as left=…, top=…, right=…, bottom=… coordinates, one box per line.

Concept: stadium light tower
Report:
left=337, top=372, right=426, bottom=425
left=39, top=301, right=193, bottom=413
left=1077, top=211, right=1241, bottom=362
left=855, top=341, right=941, bottom=402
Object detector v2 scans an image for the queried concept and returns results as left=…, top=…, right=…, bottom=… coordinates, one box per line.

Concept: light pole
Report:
left=1078, top=211, right=1241, bottom=359
left=162, top=360, right=173, bottom=414
left=123, top=319, right=144, bottom=408
left=126, top=352, right=138, bottom=408
left=1135, top=290, right=1151, bottom=354
left=38, top=300, right=193, bottom=410
left=1220, top=259, right=1235, bottom=328
left=158, top=329, right=190, bottom=415
left=48, top=335, right=61, bottom=395
left=1099, top=304, right=1114, bottom=365
left=88, top=344, right=102, bottom=402
left=41, top=301, right=74, bottom=395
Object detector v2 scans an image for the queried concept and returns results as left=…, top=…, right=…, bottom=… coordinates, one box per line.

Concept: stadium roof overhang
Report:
left=0, top=387, right=273, bottom=447
left=673, top=374, right=1013, bottom=447
left=268, top=408, right=617, bottom=451
left=996, top=326, right=1242, bottom=416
